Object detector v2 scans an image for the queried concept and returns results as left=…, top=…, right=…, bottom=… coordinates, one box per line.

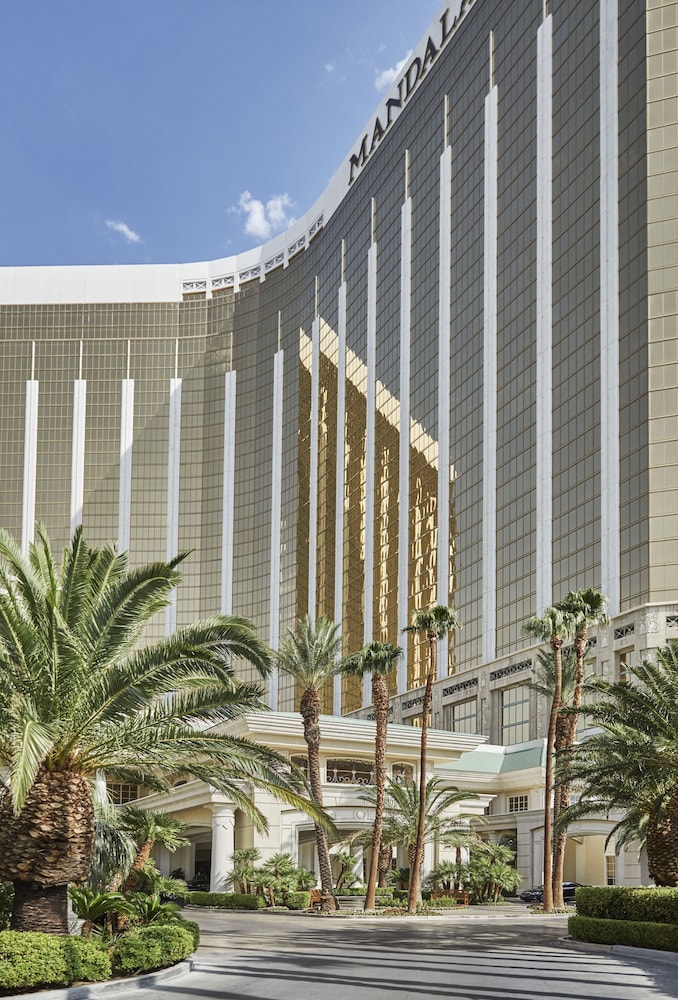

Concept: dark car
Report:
left=519, top=881, right=584, bottom=903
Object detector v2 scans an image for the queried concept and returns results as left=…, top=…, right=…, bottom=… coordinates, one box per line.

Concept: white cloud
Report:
left=105, top=219, right=142, bottom=244
left=374, top=51, right=411, bottom=92
left=235, top=191, right=295, bottom=241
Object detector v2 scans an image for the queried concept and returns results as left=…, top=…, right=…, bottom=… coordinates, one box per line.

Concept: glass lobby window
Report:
left=501, top=685, right=529, bottom=745
left=326, top=759, right=374, bottom=785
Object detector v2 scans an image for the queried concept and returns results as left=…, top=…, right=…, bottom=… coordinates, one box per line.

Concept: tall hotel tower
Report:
left=0, top=0, right=676, bottom=742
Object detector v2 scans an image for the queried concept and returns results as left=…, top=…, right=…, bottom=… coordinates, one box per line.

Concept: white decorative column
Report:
left=482, top=35, right=498, bottom=664
left=599, top=0, right=620, bottom=615
left=21, top=344, right=39, bottom=553
left=536, top=10, right=554, bottom=613
left=71, top=346, right=87, bottom=537
left=364, top=199, right=378, bottom=705
left=269, top=341, right=284, bottom=710
left=308, top=284, right=320, bottom=619
left=333, top=251, right=347, bottom=716
left=119, top=341, right=134, bottom=553
left=398, top=153, right=412, bottom=693
left=165, top=368, right=182, bottom=635
left=438, top=101, right=453, bottom=680
left=222, top=369, right=237, bottom=614
left=210, top=805, right=236, bottom=893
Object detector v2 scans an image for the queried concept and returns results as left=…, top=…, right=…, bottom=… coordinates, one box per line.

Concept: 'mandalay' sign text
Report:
left=347, top=0, right=476, bottom=185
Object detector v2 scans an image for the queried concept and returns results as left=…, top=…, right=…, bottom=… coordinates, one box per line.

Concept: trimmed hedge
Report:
left=186, top=891, right=266, bottom=909
left=285, top=892, right=311, bottom=910
left=112, top=924, right=194, bottom=974
left=569, top=915, right=678, bottom=953
left=576, top=886, right=678, bottom=924
left=0, top=931, right=111, bottom=991
left=335, top=887, right=393, bottom=896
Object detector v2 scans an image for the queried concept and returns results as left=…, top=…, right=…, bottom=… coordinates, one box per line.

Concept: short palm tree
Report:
left=276, top=615, right=343, bottom=912
left=362, top=776, right=473, bottom=890
left=112, top=806, right=189, bottom=894
left=558, top=644, right=678, bottom=886
left=0, top=526, right=326, bottom=933
left=342, top=640, right=401, bottom=910
left=403, top=605, right=461, bottom=911
left=523, top=606, right=575, bottom=911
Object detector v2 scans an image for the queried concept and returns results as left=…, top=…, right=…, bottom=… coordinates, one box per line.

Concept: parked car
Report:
left=519, top=882, right=584, bottom=903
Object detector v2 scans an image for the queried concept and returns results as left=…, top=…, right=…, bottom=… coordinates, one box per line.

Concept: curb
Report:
left=559, top=936, right=678, bottom=970
left=10, top=959, right=192, bottom=1000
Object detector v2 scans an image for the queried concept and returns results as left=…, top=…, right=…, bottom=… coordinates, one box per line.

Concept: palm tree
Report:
left=523, top=606, right=575, bottom=912
left=361, top=776, right=473, bottom=893
left=112, top=807, right=189, bottom=894
left=551, top=589, right=608, bottom=902
left=342, top=640, right=401, bottom=910
left=403, top=605, right=461, bottom=912
left=276, top=614, right=343, bottom=912
left=558, top=644, right=678, bottom=886
left=0, top=526, right=328, bottom=934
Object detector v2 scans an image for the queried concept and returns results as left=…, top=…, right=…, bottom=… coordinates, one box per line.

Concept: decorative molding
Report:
left=489, top=659, right=531, bottom=682
left=442, top=677, right=479, bottom=698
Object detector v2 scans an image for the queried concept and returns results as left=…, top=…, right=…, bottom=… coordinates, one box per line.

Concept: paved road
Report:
left=109, top=906, right=678, bottom=1000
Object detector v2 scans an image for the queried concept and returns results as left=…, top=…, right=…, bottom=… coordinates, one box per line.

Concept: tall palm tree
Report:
left=276, top=614, right=343, bottom=912
left=548, top=588, right=607, bottom=906
left=361, top=776, right=473, bottom=882
left=0, top=526, right=327, bottom=934
left=403, top=605, right=461, bottom=912
left=558, top=644, right=678, bottom=886
left=523, top=606, right=575, bottom=912
left=342, top=640, right=401, bottom=910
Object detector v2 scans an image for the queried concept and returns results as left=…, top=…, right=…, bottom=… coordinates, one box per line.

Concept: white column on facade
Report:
left=599, top=0, right=620, bottom=615
left=536, top=12, right=554, bottom=613
left=70, top=344, right=87, bottom=537
left=398, top=154, right=412, bottom=693
left=364, top=200, right=378, bottom=704
left=482, top=43, right=498, bottom=664
left=209, top=805, right=236, bottom=893
left=308, top=288, right=320, bottom=619
left=437, top=126, right=453, bottom=681
left=21, top=345, right=39, bottom=553
left=119, top=374, right=134, bottom=553
left=165, top=370, right=182, bottom=635
left=269, top=343, right=284, bottom=710
left=222, top=370, right=237, bottom=614
left=334, top=261, right=347, bottom=716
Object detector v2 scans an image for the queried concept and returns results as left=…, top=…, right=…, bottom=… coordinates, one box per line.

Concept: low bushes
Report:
left=570, top=887, right=678, bottom=954
left=0, top=931, right=111, bottom=991
left=568, top=915, right=678, bottom=953
left=187, top=890, right=267, bottom=909
left=285, top=891, right=311, bottom=910
left=576, top=886, right=678, bottom=924
left=112, top=923, right=194, bottom=974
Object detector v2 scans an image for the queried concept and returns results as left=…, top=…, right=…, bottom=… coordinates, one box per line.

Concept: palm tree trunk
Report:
left=11, top=881, right=69, bottom=934
left=646, top=780, right=678, bottom=886
left=364, top=673, right=388, bottom=910
left=301, top=689, right=336, bottom=912
left=121, top=839, right=154, bottom=894
left=542, top=639, right=563, bottom=913
left=408, top=634, right=435, bottom=913
left=377, top=843, right=392, bottom=887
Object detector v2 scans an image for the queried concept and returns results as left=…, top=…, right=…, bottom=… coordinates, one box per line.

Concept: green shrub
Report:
left=425, top=896, right=458, bottom=908
left=112, top=924, right=194, bottom=974
left=0, top=931, right=111, bottom=991
left=186, top=891, right=266, bottom=909
left=375, top=895, right=395, bottom=907
left=0, top=883, right=13, bottom=932
left=576, top=886, right=678, bottom=924
left=61, top=937, right=111, bottom=983
left=392, top=889, right=408, bottom=903
left=569, top=915, right=678, bottom=953
left=176, top=917, right=201, bottom=950
left=285, top=891, right=311, bottom=910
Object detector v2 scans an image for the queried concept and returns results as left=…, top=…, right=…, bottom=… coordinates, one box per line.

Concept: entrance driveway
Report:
left=112, top=905, right=678, bottom=1000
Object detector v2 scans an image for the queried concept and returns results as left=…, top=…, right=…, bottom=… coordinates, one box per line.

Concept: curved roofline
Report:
left=0, top=1, right=479, bottom=304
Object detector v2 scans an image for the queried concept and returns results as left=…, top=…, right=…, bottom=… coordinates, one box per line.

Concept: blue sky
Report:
left=0, top=1, right=442, bottom=267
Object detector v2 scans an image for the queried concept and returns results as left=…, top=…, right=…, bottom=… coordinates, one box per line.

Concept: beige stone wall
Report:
left=647, top=0, right=678, bottom=600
